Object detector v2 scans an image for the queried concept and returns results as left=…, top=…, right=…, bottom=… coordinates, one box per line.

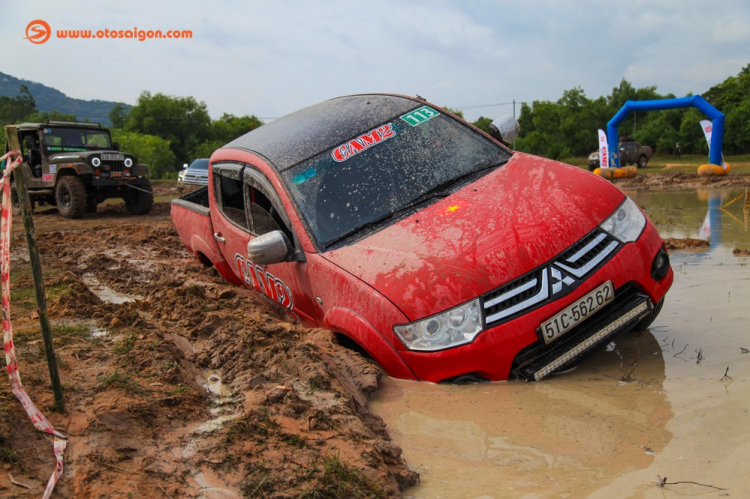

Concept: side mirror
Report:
left=183, top=163, right=189, bottom=169
left=112, top=142, right=120, bottom=151
left=247, top=230, right=292, bottom=265
left=489, top=115, right=520, bottom=144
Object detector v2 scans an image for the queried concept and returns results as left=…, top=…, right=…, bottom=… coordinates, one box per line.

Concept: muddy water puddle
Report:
left=81, top=273, right=143, bottom=304
left=372, top=188, right=750, bottom=498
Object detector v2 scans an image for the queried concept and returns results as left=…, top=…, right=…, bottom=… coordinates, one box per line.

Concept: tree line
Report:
left=500, top=64, right=750, bottom=160
left=3, top=64, right=749, bottom=177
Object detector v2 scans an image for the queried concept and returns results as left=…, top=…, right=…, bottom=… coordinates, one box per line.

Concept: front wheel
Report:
left=637, top=155, right=648, bottom=169
left=124, top=181, right=154, bottom=215
left=55, top=176, right=86, bottom=219
left=635, top=299, right=664, bottom=330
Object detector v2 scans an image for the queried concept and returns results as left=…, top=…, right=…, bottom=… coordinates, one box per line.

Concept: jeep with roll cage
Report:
left=4, top=121, right=153, bottom=218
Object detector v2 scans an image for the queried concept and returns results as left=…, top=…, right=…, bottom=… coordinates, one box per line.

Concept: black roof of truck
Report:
left=223, top=94, right=422, bottom=172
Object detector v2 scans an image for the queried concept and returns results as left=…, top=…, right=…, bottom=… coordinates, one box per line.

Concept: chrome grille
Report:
left=553, top=229, right=618, bottom=278
left=102, top=160, right=124, bottom=172
left=484, top=268, right=548, bottom=324
left=482, top=229, right=620, bottom=327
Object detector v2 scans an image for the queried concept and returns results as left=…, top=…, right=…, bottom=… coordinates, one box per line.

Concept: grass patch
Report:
left=224, top=411, right=279, bottom=445
left=115, top=334, right=136, bottom=354
left=0, top=447, right=21, bottom=465
left=98, top=370, right=146, bottom=395
left=302, top=452, right=384, bottom=499
left=53, top=322, right=90, bottom=346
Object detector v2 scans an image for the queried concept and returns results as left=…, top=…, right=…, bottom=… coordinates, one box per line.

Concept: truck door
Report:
left=210, top=162, right=318, bottom=326
left=620, top=142, right=636, bottom=164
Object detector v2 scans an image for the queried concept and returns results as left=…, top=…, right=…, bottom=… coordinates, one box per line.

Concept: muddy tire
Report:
left=124, top=181, right=154, bottom=215
left=56, top=176, right=86, bottom=219
left=635, top=298, right=664, bottom=330
left=10, top=181, right=22, bottom=216
left=637, top=155, right=648, bottom=169
left=86, top=196, right=98, bottom=213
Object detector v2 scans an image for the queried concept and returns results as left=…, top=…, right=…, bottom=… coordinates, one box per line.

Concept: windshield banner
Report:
left=598, top=129, right=609, bottom=169
left=331, top=123, right=396, bottom=163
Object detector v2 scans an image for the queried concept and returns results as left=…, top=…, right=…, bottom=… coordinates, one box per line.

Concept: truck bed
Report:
left=170, top=186, right=242, bottom=286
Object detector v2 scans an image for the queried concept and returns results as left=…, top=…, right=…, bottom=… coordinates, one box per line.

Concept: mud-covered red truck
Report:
left=171, top=94, right=673, bottom=383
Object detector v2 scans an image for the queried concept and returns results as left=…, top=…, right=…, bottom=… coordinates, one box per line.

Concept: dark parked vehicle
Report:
left=589, top=138, right=653, bottom=171
left=4, top=121, right=153, bottom=218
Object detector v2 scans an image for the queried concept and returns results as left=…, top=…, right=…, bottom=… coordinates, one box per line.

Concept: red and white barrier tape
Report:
left=1, top=151, right=67, bottom=498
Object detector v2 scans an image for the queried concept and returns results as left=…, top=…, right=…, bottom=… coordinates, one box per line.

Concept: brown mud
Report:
left=0, top=201, right=417, bottom=498
left=614, top=172, right=750, bottom=190
left=664, top=237, right=710, bottom=250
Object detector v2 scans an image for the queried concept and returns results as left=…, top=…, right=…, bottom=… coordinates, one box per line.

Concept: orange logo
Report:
left=25, top=19, right=51, bottom=44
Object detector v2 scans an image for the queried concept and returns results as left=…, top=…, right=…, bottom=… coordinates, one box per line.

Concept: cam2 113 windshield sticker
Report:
left=331, top=123, right=396, bottom=163
left=400, top=106, right=440, bottom=127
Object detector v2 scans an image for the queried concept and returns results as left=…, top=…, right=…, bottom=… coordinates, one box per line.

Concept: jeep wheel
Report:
left=56, top=176, right=86, bottom=219
left=637, top=155, right=648, bottom=169
left=86, top=196, right=98, bottom=213
left=10, top=181, right=22, bottom=216
left=124, top=181, right=154, bottom=215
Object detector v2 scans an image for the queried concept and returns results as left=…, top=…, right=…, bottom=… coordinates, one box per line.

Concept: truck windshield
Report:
left=42, top=127, right=111, bottom=152
left=281, top=110, right=510, bottom=249
left=188, top=159, right=209, bottom=170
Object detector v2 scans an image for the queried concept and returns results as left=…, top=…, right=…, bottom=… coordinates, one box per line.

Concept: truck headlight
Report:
left=600, top=197, right=646, bottom=243
left=394, top=299, right=483, bottom=351
left=91, top=157, right=101, bottom=167
left=124, top=157, right=133, bottom=167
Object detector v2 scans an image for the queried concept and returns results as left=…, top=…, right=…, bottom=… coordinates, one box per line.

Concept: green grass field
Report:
left=563, top=154, right=750, bottom=175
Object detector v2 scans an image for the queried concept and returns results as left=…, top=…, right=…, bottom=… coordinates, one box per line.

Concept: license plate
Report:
left=110, top=172, right=122, bottom=178
left=539, top=281, right=614, bottom=344
left=101, top=153, right=123, bottom=161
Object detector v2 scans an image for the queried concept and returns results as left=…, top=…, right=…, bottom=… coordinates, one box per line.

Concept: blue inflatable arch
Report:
left=607, top=96, right=724, bottom=168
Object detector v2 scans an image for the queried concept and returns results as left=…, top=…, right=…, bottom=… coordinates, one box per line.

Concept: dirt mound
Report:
left=734, top=248, right=750, bottom=256
left=664, top=238, right=710, bottom=251
left=615, top=172, right=750, bottom=190
left=1, top=214, right=417, bottom=497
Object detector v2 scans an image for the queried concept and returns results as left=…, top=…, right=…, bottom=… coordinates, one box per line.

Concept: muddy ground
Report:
left=614, top=171, right=750, bottom=190
left=0, top=190, right=417, bottom=498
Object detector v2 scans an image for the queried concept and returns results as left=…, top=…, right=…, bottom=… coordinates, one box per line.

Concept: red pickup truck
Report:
left=171, top=94, right=673, bottom=383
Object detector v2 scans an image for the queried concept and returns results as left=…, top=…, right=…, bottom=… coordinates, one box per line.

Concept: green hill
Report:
left=0, top=72, right=129, bottom=126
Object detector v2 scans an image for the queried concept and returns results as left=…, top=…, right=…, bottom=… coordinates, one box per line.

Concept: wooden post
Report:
left=4, top=127, right=64, bottom=412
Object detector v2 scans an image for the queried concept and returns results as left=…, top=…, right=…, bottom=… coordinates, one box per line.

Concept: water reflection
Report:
left=626, top=188, right=750, bottom=254
left=373, top=331, right=671, bottom=498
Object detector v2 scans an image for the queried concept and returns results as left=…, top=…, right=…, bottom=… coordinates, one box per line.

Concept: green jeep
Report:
left=4, top=121, right=153, bottom=218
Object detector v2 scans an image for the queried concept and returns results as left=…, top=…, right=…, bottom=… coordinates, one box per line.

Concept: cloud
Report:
left=0, top=0, right=748, bottom=123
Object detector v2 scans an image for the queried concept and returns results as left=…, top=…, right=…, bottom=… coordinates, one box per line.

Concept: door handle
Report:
left=213, top=232, right=226, bottom=243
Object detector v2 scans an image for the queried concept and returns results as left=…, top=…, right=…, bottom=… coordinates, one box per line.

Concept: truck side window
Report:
left=243, top=168, right=296, bottom=244
left=214, top=168, right=249, bottom=230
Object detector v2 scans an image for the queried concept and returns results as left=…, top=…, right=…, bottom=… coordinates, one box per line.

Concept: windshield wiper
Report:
left=321, top=211, right=395, bottom=248
left=397, top=158, right=508, bottom=212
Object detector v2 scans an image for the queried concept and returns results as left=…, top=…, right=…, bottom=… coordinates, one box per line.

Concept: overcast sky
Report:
left=2, top=0, right=749, bottom=122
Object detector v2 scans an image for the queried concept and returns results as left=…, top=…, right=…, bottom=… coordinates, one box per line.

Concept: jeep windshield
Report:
left=281, top=110, right=511, bottom=250
left=42, top=127, right=111, bottom=152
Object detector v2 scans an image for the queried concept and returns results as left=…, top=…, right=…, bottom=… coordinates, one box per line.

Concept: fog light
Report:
left=651, top=248, right=670, bottom=281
